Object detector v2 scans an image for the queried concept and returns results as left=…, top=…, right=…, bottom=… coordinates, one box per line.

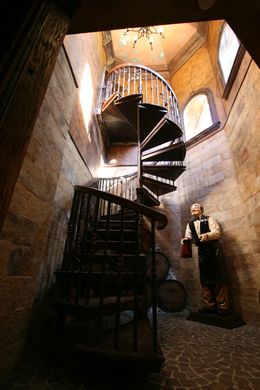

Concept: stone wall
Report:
left=0, top=32, right=106, bottom=379
left=223, top=60, right=260, bottom=322
left=64, top=32, right=106, bottom=175
left=158, top=39, right=260, bottom=324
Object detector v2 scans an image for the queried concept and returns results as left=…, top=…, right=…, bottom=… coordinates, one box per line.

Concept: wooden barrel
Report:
left=146, top=251, right=170, bottom=282
left=157, top=280, right=187, bottom=312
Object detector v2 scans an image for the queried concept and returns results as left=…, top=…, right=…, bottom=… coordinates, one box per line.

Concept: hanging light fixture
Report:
left=123, top=26, right=165, bottom=50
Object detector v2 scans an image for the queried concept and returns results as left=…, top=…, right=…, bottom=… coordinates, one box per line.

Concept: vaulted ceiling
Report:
left=111, top=23, right=198, bottom=66
left=102, top=21, right=209, bottom=77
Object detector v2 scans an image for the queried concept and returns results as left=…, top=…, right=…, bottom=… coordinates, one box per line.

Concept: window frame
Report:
left=218, top=22, right=246, bottom=100
left=183, top=89, right=220, bottom=147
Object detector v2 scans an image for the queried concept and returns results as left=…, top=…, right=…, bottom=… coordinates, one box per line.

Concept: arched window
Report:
left=219, top=23, right=240, bottom=83
left=218, top=22, right=245, bottom=99
left=183, top=93, right=214, bottom=141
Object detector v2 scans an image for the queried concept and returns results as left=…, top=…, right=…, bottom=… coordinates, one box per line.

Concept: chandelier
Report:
left=123, top=26, right=165, bottom=50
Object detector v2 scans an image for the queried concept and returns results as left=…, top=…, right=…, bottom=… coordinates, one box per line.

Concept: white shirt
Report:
left=184, top=216, right=221, bottom=241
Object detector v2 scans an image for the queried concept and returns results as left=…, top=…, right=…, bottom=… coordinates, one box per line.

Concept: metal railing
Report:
left=101, top=63, right=181, bottom=126
left=55, top=184, right=168, bottom=359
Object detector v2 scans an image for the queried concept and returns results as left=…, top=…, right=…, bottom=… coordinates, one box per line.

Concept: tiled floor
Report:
left=2, top=312, right=260, bottom=390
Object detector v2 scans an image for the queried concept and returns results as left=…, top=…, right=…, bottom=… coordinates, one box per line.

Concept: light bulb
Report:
left=158, top=26, right=163, bottom=34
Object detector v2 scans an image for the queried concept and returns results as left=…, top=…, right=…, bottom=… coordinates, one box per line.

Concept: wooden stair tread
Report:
left=101, top=93, right=138, bottom=143
left=141, top=117, right=183, bottom=151
left=96, top=228, right=136, bottom=232
left=55, top=269, right=146, bottom=277
left=96, top=228, right=137, bottom=239
left=99, top=210, right=137, bottom=221
left=136, top=187, right=160, bottom=207
left=101, top=91, right=121, bottom=112
left=142, top=177, right=177, bottom=196
left=87, top=239, right=136, bottom=244
left=75, top=318, right=165, bottom=371
left=55, top=294, right=146, bottom=307
left=139, top=102, right=168, bottom=112
left=54, top=295, right=147, bottom=320
left=141, top=141, right=186, bottom=161
left=142, top=165, right=186, bottom=181
left=71, top=252, right=146, bottom=259
left=139, top=103, right=168, bottom=142
left=115, top=94, right=142, bottom=130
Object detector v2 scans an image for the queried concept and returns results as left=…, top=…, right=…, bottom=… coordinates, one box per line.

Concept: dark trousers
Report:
left=198, top=241, right=230, bottom=310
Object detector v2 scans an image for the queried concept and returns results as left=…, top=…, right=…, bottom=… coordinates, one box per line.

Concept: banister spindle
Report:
left=145, top=69, right=148, bottom=102
left=151, top=218, right=158, bottom=353
left=128, top=66, right=131, bottom=95
left=133, top=66, right=136, bottom=93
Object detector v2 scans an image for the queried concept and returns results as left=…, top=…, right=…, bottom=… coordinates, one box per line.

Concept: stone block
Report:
left=7, top=246, right=33, bottom=276
left=8, top=181, right=53, bottom=226
left=0, top=276, right=35, bottom=347
left=0, top=241, right=13, bottom=274
left=0, top=212, right=37, bottom=247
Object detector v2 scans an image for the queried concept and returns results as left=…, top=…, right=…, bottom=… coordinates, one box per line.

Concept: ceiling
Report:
left=110, top=23, right=198, bottom=67
left=103, top=22, right=209, bottom=76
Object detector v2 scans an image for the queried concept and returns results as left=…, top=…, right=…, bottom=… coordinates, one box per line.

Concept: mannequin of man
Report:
left=182, top=203, right=230, bottom=315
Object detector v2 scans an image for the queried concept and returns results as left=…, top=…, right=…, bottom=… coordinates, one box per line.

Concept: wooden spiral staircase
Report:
left=100, top=63, right=186, bottom=206
left=53, top=64, right=186, bottom=372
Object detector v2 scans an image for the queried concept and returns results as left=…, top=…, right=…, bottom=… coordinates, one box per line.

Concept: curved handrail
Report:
left=74, top=185, right=168, bottom=229
left=106, top=63, right=179, bottom=103
left=103, top=62, right=182, bottom=125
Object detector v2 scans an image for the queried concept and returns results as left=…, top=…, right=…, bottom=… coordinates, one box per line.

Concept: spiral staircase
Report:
left=100, top=63, right=186, bottom=206
left=53, top=64, right=186, bottom=372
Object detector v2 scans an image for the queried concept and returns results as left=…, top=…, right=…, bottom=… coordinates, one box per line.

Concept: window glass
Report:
left=219, top=23, right=240, bottom=83
left=183, top=94, right=213, bottom=141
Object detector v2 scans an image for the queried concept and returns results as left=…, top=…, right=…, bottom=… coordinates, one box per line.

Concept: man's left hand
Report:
left=199, top=233, right=208, bottom=242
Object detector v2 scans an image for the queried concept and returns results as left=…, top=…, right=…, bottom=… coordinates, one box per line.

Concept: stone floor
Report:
left=2, top=312, right=260, bottom=390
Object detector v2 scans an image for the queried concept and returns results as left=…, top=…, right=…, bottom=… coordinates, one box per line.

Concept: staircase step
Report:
left=101, top=92, right=138, bottom=143
left=97, top=220, right=136, bottom=229
left=141, top=117, right=183, bottom=152
left=139, top=103, right=167, bottom=142
left=55, top=269, right=147, bottom=283
left=96, top=228, right=137, bottom=241
left=85, top=239, right=137, bottom=252
left=75, top=319, right=165, bottom=372
left=142, top=165, right=186, bottom=181
left=101, top=91, right=121, bottom=111
left=99, top=209, right=138, bottom=222
left=142, top=177, right=177, bottom=196
left=87, top=252, right=146, bottom=273
left=54, top=295, right=146, bottom=321
left=141, top=141, right=186, bottom=161
left=115, top=94, right=143, bottom=131
left=136, top=187, right=160, bottom=207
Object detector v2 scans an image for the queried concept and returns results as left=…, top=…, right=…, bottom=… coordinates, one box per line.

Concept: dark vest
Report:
left=189, top=215, right=211, bottom=246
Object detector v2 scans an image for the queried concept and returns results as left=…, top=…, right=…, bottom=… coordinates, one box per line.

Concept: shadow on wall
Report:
left=221, top=230, right=258, bottom=322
